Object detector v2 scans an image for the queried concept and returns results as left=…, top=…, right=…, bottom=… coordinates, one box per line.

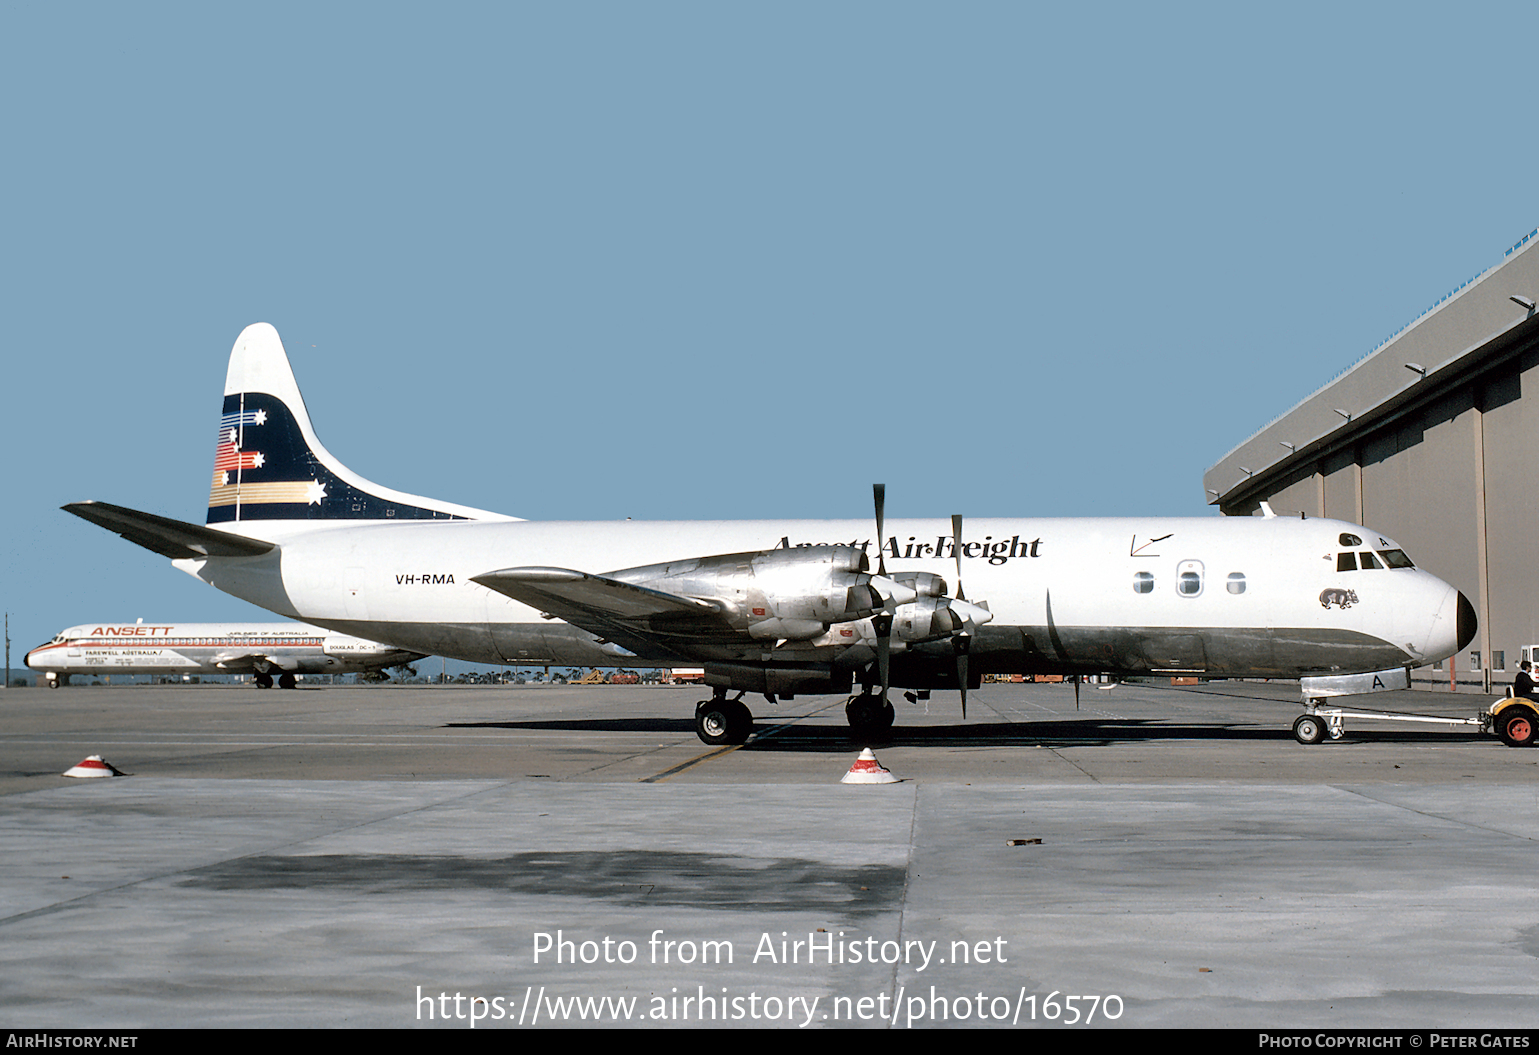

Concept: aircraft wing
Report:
left=213, top=652, right=282, bottom=673
left=64, top=501, right=274, bottom=560
left=472, top=567, right=728, bottom=657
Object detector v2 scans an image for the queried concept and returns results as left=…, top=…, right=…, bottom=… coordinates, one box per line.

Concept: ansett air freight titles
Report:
left=65, top=324, right=1476, bottom=745
left=25, top=621, right=423, bottom=688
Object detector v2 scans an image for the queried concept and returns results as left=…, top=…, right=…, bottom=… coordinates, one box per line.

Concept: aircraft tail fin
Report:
left=207, top=324, right=514, bottom=526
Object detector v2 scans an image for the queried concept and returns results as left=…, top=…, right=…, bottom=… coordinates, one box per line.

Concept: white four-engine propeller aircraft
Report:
left=65, top=324, right=1476, bottom=745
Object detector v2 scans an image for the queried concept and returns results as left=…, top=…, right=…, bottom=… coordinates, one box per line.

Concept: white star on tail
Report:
left=304, top=479, right=327, bottom=505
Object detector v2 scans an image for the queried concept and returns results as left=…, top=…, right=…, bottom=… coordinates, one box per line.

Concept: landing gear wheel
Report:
left=255, top=673, right=274, bottom=690
left=846, top=694, right=895, bottom=738
left=695, top=699, right=752, bottom=746
left=1498, top=707, right=1537, bottom=748
left=1293, top=714, right=1326, bottom=745
left=278, top=673, right=297, bottom=690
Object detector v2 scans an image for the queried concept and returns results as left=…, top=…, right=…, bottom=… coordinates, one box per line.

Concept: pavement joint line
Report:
left=1335, top=783, right=1539, bottom=842
left=638, top=700, right=840, bottom=782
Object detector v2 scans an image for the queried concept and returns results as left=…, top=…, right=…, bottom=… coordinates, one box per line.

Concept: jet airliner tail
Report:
left=207, top=324, right=514, bottom=526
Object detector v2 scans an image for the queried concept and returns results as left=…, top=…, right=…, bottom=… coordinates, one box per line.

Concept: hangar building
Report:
left=1205, top=227, right=1539, bottom=693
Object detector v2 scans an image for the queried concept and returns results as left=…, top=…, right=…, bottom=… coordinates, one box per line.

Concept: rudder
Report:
left=206, top=324, right=513, bottom=525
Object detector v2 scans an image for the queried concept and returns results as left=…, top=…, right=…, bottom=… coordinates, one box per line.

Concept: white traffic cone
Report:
left=840, top=748, right=898, bottom=784
left=62, top=755, right=124, bottom=779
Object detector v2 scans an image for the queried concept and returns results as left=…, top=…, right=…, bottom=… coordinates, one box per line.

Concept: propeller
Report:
left=863, top=489, right=987, bottom=718
left=872, top=484, right=892, bottom=701
left=952, top=513, right=970, bottom=718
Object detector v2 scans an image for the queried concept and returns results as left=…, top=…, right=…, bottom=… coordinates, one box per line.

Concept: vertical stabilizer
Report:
left=207, top=323, right=515, bottom=526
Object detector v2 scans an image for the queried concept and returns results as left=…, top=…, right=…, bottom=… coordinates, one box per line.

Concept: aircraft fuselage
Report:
left=177, top=514, right=1469, bottom=688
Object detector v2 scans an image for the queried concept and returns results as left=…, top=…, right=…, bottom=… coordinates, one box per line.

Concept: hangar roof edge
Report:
left=1204, top=228, right=1539, bottom=510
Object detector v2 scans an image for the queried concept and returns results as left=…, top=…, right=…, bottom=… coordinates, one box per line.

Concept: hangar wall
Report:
left=1205, top=229, right=1539, bottom=692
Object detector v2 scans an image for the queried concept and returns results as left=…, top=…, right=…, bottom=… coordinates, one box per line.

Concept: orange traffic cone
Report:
left=62, top=755, right=124, bottom=779
left=840, top=748, right=898, bottom=784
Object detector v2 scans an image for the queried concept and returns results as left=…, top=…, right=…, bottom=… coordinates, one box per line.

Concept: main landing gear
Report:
left=253, top=673, right=298, bottom=690
left=845, top=691, right=895, bottom=738
left=689, top=686, right=898, bottom=745
left=695, top=690, right=753, bottom=746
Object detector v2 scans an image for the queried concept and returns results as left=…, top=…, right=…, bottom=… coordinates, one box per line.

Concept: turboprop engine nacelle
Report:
left=893, top=596, right=993, bottom=642
left=609, top=545, right=917, bottom=642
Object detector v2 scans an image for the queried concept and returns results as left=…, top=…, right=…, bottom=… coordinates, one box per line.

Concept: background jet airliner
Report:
left=65, top=324, right=1475, bottom=745
left=26, top=621, right=423, bottom=688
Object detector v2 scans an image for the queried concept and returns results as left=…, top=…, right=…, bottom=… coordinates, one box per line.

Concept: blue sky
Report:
left=3, top=2, right=1535, bottom=667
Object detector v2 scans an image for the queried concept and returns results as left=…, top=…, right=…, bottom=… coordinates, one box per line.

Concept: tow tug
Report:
left=1291, top=673, right=1537, bottom=747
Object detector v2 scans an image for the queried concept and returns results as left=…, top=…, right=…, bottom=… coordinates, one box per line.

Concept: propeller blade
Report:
left=873, top=612, right=893, bottom=700
left=873, top=484, right=887, bottom=577
left=951, top=514, right=966, bottom=601
left=955, top=633, right=970, bottom=719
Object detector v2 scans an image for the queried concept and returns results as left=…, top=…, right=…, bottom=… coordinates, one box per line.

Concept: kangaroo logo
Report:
left=1319, top=588, right=1358, bottom=609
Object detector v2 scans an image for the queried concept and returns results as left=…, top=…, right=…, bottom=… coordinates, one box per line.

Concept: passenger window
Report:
left=1132, top=571, right=1154, bottom=594
left=1337, top=552, right=1357, bottom=572
left=1226, top=573, right=1246, bottom=594
left=1176, top=560, right=1204, bottom=597
left=1358, top=551, right=1382, bottom=569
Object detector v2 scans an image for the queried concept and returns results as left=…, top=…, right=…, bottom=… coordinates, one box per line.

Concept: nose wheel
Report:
left=1292, top=714, right=1326, bottom=744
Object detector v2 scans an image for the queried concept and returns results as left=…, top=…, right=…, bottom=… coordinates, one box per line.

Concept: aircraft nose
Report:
left=1426, top=586, right=1477, bottom=663
left=1455, top=590, right=1478, bottom=652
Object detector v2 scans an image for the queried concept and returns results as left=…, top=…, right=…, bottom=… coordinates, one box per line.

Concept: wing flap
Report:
left=472, top=567, right=730, bottom=658
left=472, top=567, right=720, bottom=621
left=64, top=501, right=274, bottom=560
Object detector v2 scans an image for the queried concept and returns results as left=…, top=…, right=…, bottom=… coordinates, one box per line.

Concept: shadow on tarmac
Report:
left=447, top=716, right=1497, bottom=750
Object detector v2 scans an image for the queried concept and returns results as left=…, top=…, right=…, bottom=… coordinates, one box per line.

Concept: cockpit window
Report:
left=1378, top=549, right=1415, bottom=569
left=1337, top=552, right=1357, bottom=572
left=1339, top=532, right=1362, bottom=547
left=1358, top=551, right=1382, bottom=569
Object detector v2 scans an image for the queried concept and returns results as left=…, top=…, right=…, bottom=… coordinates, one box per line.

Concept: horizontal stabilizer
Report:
left=64, top=501, right=275, bottom=560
